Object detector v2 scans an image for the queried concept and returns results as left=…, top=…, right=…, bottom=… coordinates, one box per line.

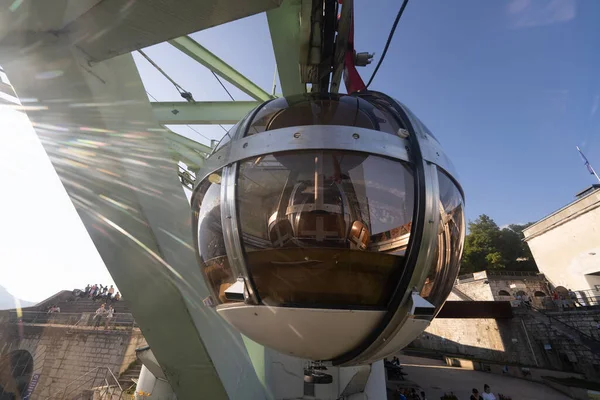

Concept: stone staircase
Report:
left=523, top=306, right=600, bottom=354
left=118, top=358, right=143, bottom=391
left=57, top=298, right=131, bottom=314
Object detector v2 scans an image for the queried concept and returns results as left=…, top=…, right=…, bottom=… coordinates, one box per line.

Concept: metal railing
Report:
left=571, top=289, right=600, bottom=307
left=521, top=303, right=600, bottom=353
left=56, top=366, right=124, bottom=400
left=456, top=270, right=543, bottom=284
left=6, top=311, right=138, bottom=330
left=486, top=270, right=541, bottom=277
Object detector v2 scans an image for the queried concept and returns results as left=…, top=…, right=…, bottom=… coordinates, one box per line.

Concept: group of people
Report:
left=93, top=303, right=115, bottom=329
left=46, top=304, right=61, bottom=313
left=395, top=387, right=427, bottom=400
left=84, top=284, right=121, bottom=302
left=470, top=384, right=499, bottom=400
left=551, top=289, right=579, bottom=309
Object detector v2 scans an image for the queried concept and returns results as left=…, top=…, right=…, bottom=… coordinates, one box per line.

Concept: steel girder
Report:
left=169, top=36, right=273, bottom=102
left=151, top=101, right=260, bottom=125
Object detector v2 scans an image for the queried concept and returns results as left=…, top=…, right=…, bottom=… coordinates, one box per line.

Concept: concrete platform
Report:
left=397, top=355, right=570, bottom=400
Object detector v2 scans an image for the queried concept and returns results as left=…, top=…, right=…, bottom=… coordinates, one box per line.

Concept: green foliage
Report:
left=460, top=215, right=538, bottom=274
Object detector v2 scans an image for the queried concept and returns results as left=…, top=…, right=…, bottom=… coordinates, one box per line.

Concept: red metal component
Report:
left=342, top=4, right=366, bottom=94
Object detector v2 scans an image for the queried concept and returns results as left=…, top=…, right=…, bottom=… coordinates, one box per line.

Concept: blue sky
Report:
left=3, top=0, right=600, bottom=302
left=136, top=0, right=600, bottom=228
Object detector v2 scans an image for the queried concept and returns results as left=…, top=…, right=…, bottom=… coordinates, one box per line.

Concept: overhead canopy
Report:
left=0, top=0, right=283, bottom=62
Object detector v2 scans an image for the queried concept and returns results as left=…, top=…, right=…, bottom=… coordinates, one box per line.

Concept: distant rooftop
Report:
left=523, top=185, right=600, bottom=241
left=576, top=184, right=600, bottom=199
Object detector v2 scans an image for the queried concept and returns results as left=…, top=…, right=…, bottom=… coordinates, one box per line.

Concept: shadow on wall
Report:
left=407, top=316, right=599, bottom=378
left=0, top=350, right=33, bottom=399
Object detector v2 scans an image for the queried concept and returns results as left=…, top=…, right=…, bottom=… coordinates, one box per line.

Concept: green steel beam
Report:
left=267, top=0, right=306, bottom=96
left=163, top=130, right=210, bottom=171
left=151, top=101, right=259, bottom=125
left=164, top=129, right=213, bottom=155
left=169, top=36, right=272, bottom=102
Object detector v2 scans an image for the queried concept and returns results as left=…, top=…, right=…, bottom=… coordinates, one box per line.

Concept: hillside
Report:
left=0, top=285, right=35, bottom=310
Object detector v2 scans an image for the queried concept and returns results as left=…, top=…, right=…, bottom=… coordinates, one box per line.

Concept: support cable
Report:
left=365, top=0, right=410, bottom=88
left=146, top=91, right=212, bottom=142
left=138, top=49, right=196, bottom=102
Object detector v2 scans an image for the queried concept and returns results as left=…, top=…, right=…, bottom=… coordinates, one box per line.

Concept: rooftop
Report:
left=523, top=185, right=600, bottom=241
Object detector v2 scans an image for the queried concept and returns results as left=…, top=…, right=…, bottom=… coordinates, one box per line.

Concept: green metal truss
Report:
left=169, top=36, right=273, bottom=102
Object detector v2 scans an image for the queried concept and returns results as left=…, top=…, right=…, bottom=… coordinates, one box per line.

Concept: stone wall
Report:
left=410, top=307, right=600, bottom=379
left=411, top=317, right=537, bottom=366
left=455, top=272, right=553, bottom=308
left=0, top=321, right=146, bottom=399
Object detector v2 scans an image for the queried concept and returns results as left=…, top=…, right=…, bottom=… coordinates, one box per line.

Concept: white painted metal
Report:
left=137, top=365, right=177, bottom=400
left=217, top=304, right=385, bottom=360
left=369, top=318, right=431, bottom=361
left=0, top=39, right=267, bottom=399
left=0, top=0, right=283, bottom=62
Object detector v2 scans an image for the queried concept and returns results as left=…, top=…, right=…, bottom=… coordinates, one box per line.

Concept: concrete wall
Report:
left=412, top=317, right=537, bottom=366
left=524, top=189, right=600, bottom=291
left=0, top=322, right=145, bottom=399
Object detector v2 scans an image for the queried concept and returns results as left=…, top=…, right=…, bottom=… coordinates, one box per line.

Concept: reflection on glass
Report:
left=421, top=169, right=465, bottom=312
left=193, top=170, right=235, bottom=303
left=212, top=121, right=241, bottom=154
left=236, top=151, right=415, bottom=308
left=245, top=94, right=404, bottom=136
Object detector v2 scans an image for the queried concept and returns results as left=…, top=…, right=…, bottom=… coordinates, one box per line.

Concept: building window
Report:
left=534, top=291, right=546, bottom=297
left=498, top=290, right=510, bottom=296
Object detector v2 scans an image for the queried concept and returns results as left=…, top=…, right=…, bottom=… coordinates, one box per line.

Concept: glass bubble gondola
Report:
left=191, top=92, right=465, bottom=366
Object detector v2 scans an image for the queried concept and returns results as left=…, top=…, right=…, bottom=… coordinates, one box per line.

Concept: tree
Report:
left=500, top=223, right=538, bottom=272
left=459, top=215, right=538, bottom=274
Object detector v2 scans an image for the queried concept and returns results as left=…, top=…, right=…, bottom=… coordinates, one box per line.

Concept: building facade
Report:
left=523, top=185, right=600, bottom=292
left=454, top=270, right=552, bottom=308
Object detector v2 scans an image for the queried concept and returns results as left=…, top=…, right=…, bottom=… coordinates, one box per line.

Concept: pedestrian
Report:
left=470, top=388, right=483, bottom=400
left=395, top=386, right=407, bottom=400
left=522, top=293, right=531, bottom=308
left=482, top=384, right=496, bottom=400
left=552, top=291, right=560, bottom=309
left=114, top=292, right=121, bottom=301
left=568, top=289, right=579, bottom=307
left=93, top=304, right=106, bottom=328
left=104, top=305, right=114, bottom=329
left=108, top=285, right=115, bottom=300
left=561, top=294, right=569, bottom=309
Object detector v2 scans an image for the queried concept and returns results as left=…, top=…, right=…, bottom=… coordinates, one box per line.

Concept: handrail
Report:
left=525, top=303, right=598, bottom=343
left=60, top=366, right=104, bottom=399
left=60, top=365, right=123, bottom=399
left=7, top=310, right=138, bottom=329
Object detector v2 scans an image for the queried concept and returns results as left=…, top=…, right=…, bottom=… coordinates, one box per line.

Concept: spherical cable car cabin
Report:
left=191, top=92, right=465, bottom=366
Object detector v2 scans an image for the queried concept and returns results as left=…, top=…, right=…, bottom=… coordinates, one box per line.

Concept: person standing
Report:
left=481, top=384, right=496, bottom=400
left=522, top=293, right=531, bottom=308
left=93, top=304, right=106, bottom=329
left=552, top=291, right=560, bottom=309
left=108, top=285, right=115, bottom=300
left=104, top=305, right=114, bottom=329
